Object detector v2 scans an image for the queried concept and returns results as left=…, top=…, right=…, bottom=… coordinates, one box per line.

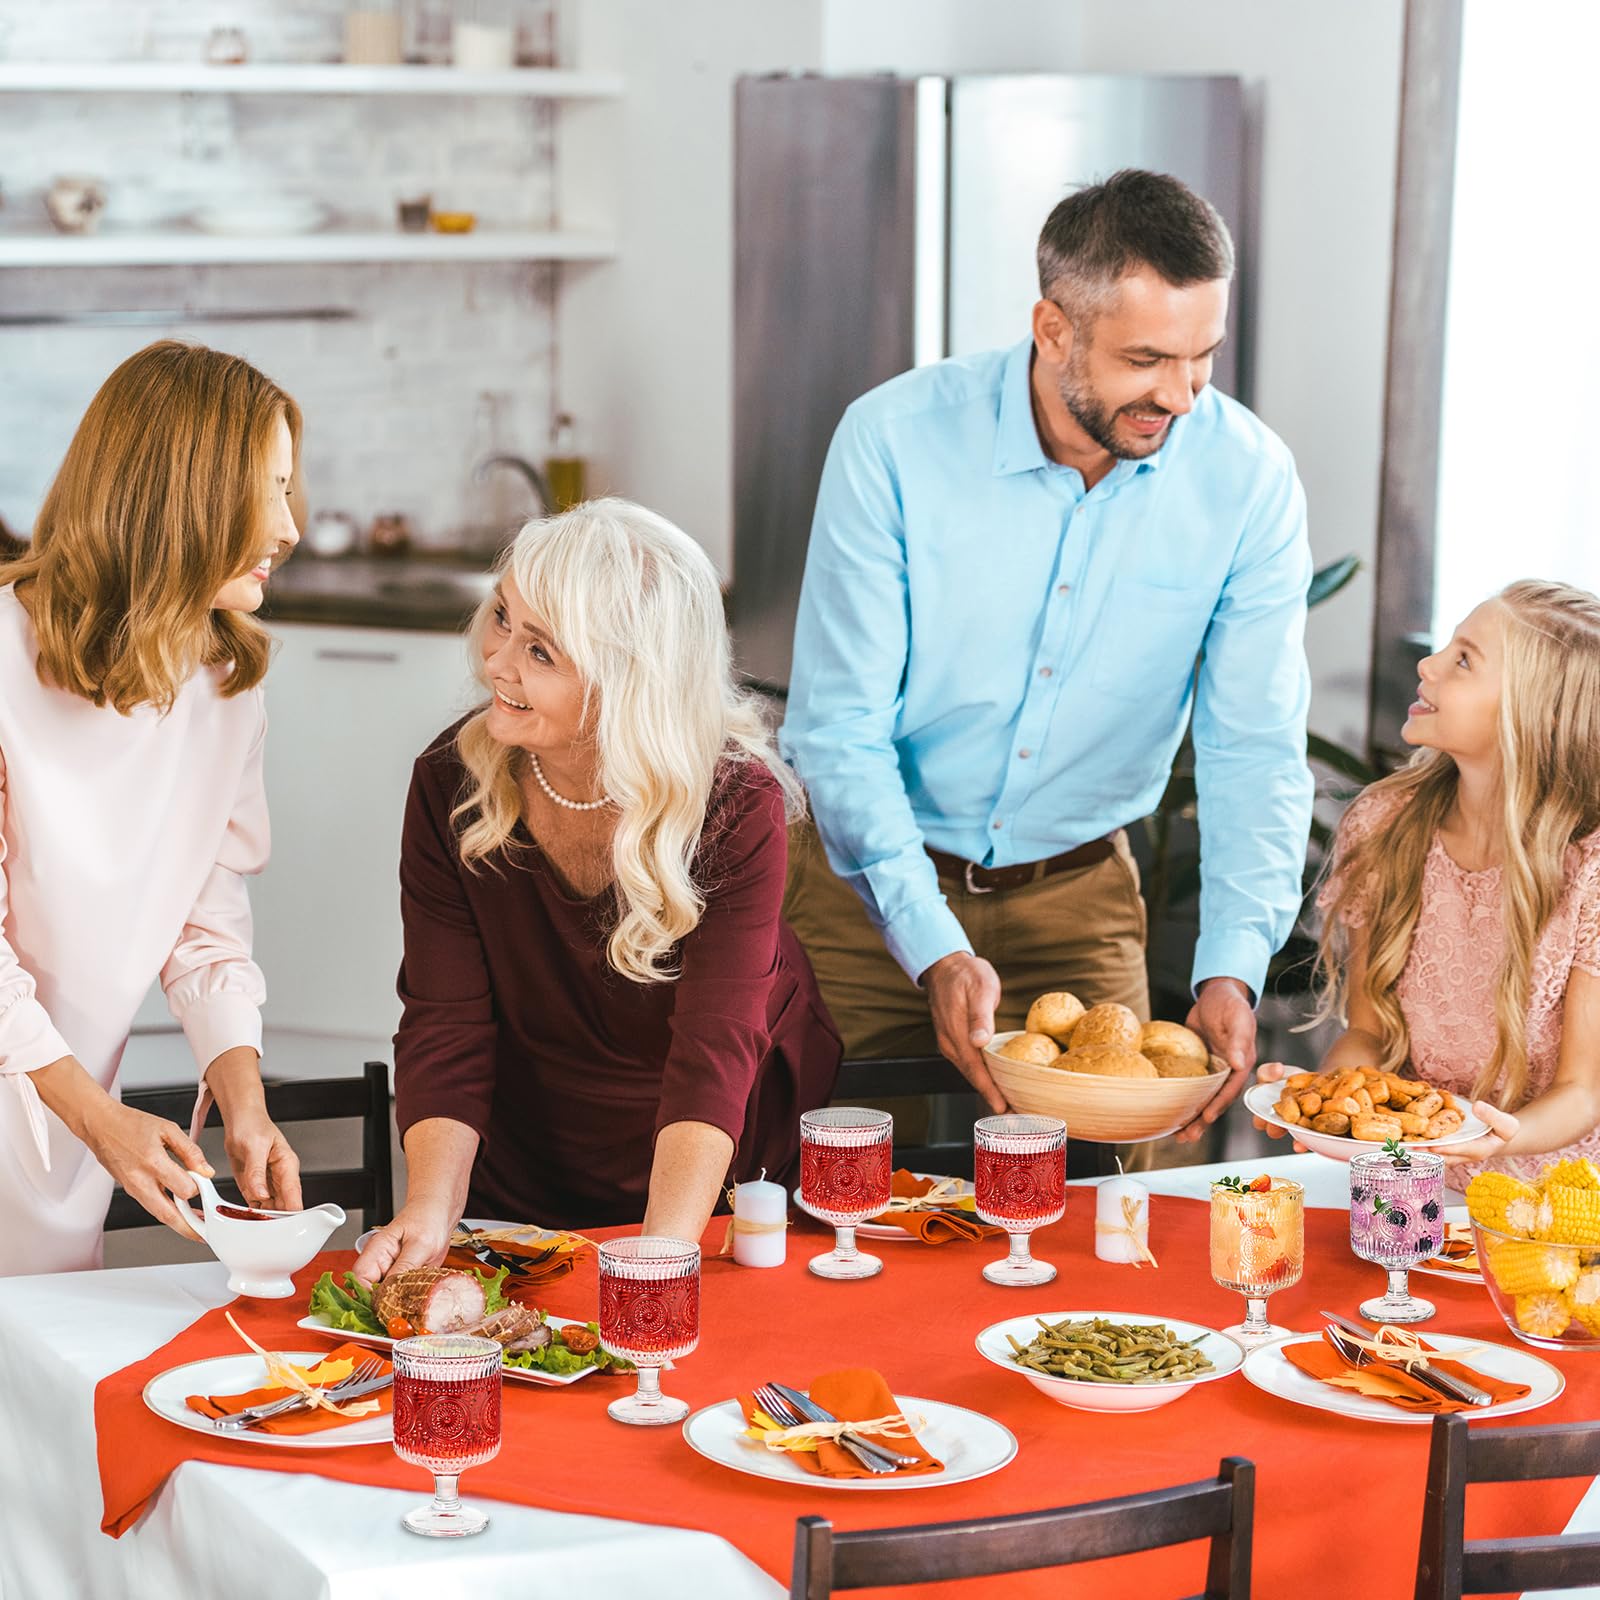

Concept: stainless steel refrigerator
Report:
left=732, top=73, right=1254, bottom=690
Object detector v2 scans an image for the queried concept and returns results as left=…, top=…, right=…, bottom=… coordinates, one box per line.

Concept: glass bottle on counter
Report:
left=545, top=413, right=586, bottom=513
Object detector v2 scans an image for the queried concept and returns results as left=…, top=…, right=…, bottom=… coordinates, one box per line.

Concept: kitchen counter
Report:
left=259, top=551, right=495, bottom=633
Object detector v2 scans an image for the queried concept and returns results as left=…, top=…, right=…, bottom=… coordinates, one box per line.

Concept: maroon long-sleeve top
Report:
left=393, top=730, right=842, bottom=1229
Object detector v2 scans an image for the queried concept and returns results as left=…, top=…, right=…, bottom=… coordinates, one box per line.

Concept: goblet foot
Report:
left=982, top=1255, right=1056, bottom=1287
left=1359, top=1290, right=1436, bottom=1324
left=808, top=1247, right=883, bottom=1280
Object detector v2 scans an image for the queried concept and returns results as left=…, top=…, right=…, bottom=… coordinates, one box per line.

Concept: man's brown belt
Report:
left=925, top=836, right=1117, bottom=895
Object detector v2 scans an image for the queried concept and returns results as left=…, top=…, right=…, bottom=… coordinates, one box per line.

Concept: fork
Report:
left=751, top=1383, right=914, bottom=1474
left=214, top=1357, right=390, bottom=1431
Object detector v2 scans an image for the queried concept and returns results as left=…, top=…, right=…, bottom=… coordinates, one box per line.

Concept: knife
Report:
left=768, top=1382, right=921, bottom=1468
left=1319, top=1311, right=1494, bottom=1407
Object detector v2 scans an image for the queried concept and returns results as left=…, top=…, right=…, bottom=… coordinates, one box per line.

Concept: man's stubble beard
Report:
left=1056, top=341, right=1169, bottom=462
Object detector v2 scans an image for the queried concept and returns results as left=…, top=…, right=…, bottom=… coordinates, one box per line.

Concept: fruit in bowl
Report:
left=1467, top=1160, right=1600, bottom=1349
left=982, top=992, right=1226, bottom=1143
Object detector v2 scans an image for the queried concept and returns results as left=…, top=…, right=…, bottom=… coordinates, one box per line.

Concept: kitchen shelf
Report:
left=0, top=229, right=617, bottom=267
left=0, top=62, right=622, bottom=97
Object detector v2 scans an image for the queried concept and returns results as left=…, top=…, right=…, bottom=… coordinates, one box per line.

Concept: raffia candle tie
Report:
left=1093, top=1194, right=1159, bottom=1267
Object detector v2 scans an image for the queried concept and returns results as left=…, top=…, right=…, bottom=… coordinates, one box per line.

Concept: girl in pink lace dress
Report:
left=1265, top=580, right=1600, bottom=1184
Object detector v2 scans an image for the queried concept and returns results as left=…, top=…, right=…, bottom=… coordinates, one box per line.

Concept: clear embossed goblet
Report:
left=392, top=1333, right=502, bottom=1537
left=800, top=1107, right=894, bottom=1280
left=598, top=1236, right=701, bottom=1425
left=974, top=1114, right=1068, bottom=1286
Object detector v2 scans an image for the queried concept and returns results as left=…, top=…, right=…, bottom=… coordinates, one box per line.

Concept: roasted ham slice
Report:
left=464, top=1304, right=551, bottom=1352
left=372, top=1267, right=485, bottom=1334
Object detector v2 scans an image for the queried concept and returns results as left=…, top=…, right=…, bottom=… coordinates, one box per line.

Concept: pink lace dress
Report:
left=1320, top=789, right=1600, bottom=1183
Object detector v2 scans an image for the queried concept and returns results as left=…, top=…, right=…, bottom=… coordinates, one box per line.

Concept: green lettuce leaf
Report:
left=307, top=1270, right=383, bottom=1337
left=500, top=1321, right=629, bottom=1375
left=474, top=1264, right=511, bottom=1315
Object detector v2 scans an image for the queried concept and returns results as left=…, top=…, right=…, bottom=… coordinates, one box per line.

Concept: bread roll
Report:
left=1024, top=991, right=1086, bottom=1044
left=1147, top=1051, right=1213, bottom=1079
left=1070, top=1003, right=1142, bottom=1052
left=1139, top=1020, right=1208, bottom=1064
left=1063, top=1042, right=1158, bottom=1079
left=992, top=1031, right=1061, bottom=1067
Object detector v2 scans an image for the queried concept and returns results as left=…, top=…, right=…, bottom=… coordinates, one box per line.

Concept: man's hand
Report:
left=1174, top=976, right=1258, bottom=1144
left=922, top=951, right=1008, bottom=1114
left=351, top=1201, right=454, bottom=1285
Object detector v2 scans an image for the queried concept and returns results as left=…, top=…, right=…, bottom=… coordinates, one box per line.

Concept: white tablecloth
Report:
left=1, top=1153, right=1592, bottom=1600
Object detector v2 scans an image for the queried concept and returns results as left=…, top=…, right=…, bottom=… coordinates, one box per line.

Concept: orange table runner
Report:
left=96, top=1195, right=1590, bottom=1598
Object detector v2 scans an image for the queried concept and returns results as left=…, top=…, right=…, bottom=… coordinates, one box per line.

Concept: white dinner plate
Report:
left=975, top=1310, right=1245, bottom=1412
left=791, top=1176, right=976, bottom=1241
left=143, top=1351, right=393, bottom=1448
left=1243, top=1082, right=1491, bottom=1163
left=295, top=1313, right=602, bottom=1388
left=683, top=1392, right=1016, bottom=1490
left=1241, top=1331, right=1564, bottom=1425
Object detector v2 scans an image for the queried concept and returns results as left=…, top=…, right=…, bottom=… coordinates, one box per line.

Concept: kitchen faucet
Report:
left=474, top=453, right=552, bottom=517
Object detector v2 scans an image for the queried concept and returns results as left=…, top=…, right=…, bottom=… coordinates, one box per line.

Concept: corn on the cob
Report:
left=1515, top=1292, right=1573, bottom=1339
left=1544, top=1158, right=1600, bottom=1191
left=1566, top=1270, right=1600, bottom=1337
left=1485, top=1235, right=1580, bottom=1295
left=1545, top=1183, right=1600, bottom=1246
left=1466, top=1172, right=1551, bottom=1237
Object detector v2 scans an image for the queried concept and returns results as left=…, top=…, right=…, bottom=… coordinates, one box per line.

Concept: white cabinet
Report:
left=251, top=624, right=478, bottom=1041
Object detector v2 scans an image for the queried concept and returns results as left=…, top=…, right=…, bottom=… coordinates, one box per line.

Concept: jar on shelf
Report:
left=345, top=0, right=402, bottom=66
left=453, top=0, right=514, bottom=70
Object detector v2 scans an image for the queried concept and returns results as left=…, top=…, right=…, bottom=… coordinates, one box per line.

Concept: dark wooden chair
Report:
left=1415, top=1414, right=1600, bottom=1598
left=833, top=1055, right=979, bottom=1178
left=106, top=1059, right=394, bottom=1231
left=790, top=1456, right=1254, bottom=1598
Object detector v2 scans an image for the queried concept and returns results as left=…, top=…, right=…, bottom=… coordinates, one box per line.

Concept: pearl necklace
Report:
left=528, top=752, right=611, bottom=812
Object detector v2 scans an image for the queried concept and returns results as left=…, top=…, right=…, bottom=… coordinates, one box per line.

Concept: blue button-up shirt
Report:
left=779, top=338, right=1314, bottom=998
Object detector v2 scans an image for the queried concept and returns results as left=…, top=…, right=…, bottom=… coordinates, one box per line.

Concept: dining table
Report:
left=2, top=1151, right=1597, bottom=1600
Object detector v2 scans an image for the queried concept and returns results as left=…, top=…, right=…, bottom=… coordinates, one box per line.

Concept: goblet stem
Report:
left=1007, top=1231, right=1033, bottom=1269
left=1242, top=1295, right=1272, bottom=1336
left=430, top=1474, right=461, bottom=1517
left=1386, top=1267, right=1411, bottom=1303
left=634, top=1365, right=663, bottom=1405
left=832, top=1223, right=859, bottom=1263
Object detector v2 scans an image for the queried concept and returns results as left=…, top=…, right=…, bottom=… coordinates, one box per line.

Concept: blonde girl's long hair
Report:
left=452, top=497, right=804, bottom=984
left=1316, top=579, right=1600, bottom=1106
left=0, top=340, right=302, bottom=714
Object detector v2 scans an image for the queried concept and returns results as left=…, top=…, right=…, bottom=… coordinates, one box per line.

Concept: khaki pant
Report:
left=783, top=822, right=1151, bottom=1061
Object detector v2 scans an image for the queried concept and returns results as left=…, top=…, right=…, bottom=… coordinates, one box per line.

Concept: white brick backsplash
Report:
left=0, top=0, right=564, bottom=548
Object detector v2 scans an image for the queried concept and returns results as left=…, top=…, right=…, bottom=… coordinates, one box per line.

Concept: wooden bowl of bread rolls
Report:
left=981, top=994, right=1229, bottom=1142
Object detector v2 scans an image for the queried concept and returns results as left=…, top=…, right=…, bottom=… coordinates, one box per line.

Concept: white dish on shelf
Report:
left=974, top=1310, right=1244, bottom=1413
left=143, top=1352, right=393, bottom=1448
left=682, top=1393, right=1015, bottom=1490
left=1240, top=1331, right=1562, bottom=1425
left=190, top=198, right=330, bottom=236
left=1243, top=1082, right=1490, bottom=1163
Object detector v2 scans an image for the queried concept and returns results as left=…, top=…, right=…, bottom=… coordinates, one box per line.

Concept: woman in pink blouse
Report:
left=0, top=341, right=304, bottom=1274
left=1262, top=580, right=1600, bottom=1181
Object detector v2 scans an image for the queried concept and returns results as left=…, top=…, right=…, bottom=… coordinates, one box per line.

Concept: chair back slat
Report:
left=1463, top=1533, right=1600, bottom=1592
left=106, top=1061, right=394, bottom=1232
left=1416, top=1414, right=1600, bottom=1599
left=791, top=1458, right=1252, bottom=1597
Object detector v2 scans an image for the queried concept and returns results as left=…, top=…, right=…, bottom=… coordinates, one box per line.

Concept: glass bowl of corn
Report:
left=1468, top=1159, right=1600, bottom=1350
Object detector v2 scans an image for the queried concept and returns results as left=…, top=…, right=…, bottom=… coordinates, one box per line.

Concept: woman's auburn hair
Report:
left=0, top=339, right=301, bottom=713
left=1316, top=579, right=1600, bottom=1106
left=451, top=496, right=804, bottom=985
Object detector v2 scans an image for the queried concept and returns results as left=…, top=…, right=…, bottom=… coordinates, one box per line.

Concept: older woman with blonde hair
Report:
left=355, top=499, right=841, bottom=1279
left=0, top=340, right=304, bottom=1273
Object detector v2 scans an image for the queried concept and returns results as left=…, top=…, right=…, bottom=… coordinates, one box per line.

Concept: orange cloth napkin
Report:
left=445, top=1230, right=590, bottom=1300
left=184, top=1340, right=393, bottom=1437
left=869, top=1171, right=1002, bottom=1244
left=738, top=1367, right=944, bottom=1479
left=1284, top=1331, right=1529, bottom=1416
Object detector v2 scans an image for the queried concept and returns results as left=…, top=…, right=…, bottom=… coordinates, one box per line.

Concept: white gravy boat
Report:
left=184, top=1171, right=346, bottom=1298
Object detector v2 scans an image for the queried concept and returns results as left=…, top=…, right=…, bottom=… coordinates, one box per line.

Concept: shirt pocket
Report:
left=1088, top=577, right=1217, bottom=700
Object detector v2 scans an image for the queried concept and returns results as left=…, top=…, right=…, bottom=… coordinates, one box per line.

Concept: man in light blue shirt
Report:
left=780, top=170, right=1313, bottom=1144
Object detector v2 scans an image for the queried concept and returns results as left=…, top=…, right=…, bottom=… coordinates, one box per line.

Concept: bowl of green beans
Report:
left=974, top=1311, right=1245, bottom=1412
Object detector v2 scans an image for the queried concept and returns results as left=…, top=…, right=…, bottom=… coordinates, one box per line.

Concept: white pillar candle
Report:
left=731, top=1176, right=788, bottom=1268
left=453, top=21, right=514, bottom=70
left=1094, top=1174, right=1154, bottom=1265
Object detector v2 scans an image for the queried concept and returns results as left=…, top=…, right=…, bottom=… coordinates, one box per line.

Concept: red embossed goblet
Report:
left=392, top=1334, right=503, bottom=1537
left=598, top=1236, right=701, bottom=1426
left=800, top=1107, right=894, bottom=1280
left=974, top=1114, right=1067, bottom=1286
